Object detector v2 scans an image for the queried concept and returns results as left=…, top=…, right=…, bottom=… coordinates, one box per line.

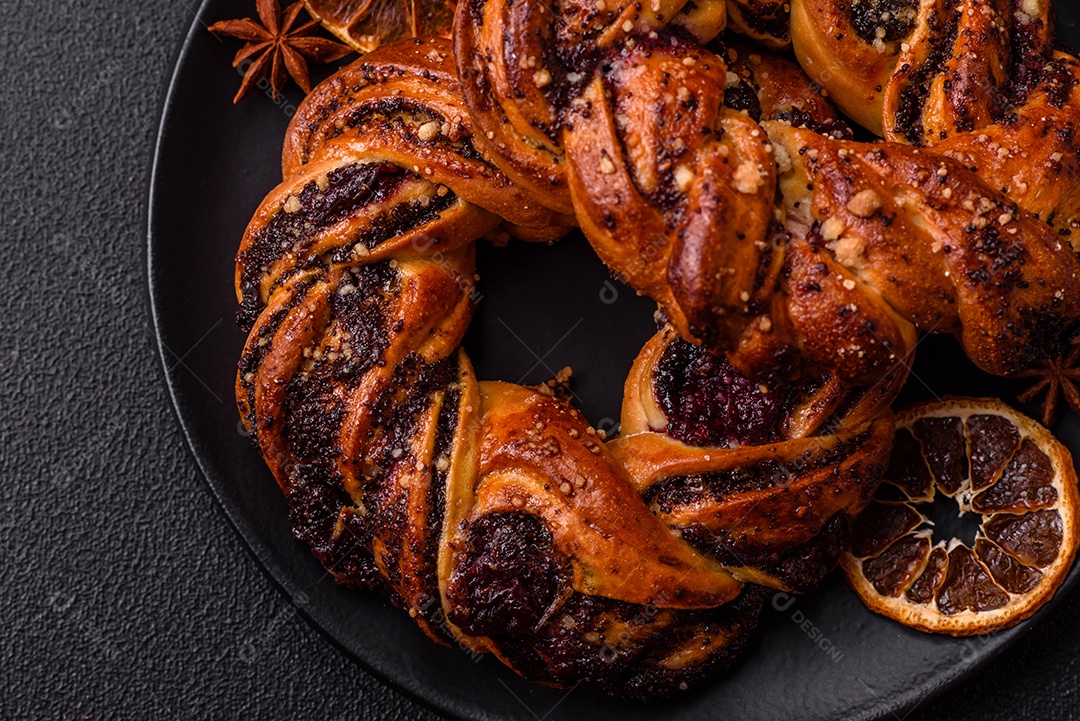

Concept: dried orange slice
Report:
left=304, top=0, right=454, bottom=54
left=841, top=398, right=1079, bottom=635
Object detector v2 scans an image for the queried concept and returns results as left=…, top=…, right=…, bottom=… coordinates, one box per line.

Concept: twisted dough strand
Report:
left=791, top=0, right=1080, bottom=232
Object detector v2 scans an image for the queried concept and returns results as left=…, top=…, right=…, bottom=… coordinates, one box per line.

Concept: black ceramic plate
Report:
left=148, top=2, right=1080, bottom=719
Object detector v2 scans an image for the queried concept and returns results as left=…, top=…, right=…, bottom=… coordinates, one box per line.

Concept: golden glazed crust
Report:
left=789, top=0, right=1080, bottom=235
left=767, top=122, right=1080, bottom=378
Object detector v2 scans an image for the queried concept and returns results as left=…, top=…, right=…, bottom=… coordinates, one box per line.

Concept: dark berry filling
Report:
left=449, top=512, right=565, bottom=638
left=654, top=337, right=783, bottom=447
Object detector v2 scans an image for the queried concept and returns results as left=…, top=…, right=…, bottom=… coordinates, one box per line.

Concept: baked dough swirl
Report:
left=790, top=0, right=1080, bottom=231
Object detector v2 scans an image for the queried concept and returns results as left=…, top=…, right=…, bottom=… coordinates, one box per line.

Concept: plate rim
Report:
left=143, top=3, right=1075, bottom=719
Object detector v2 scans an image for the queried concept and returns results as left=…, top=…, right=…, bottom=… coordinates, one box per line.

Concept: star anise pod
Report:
left=1016, top=342, right=1080, bottom=427
left=209, top=0, right=353, bottom=103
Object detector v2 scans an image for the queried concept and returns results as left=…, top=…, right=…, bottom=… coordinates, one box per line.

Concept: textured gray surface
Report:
left=1, top=1, right=1078, bottom=719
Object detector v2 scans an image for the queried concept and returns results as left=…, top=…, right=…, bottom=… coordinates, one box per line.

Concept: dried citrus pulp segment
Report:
left=304, top=0, right=454, bottom=53
left=841, top=398, right=1080, bottom=636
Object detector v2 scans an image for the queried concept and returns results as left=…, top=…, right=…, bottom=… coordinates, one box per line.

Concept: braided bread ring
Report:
left=232, top=0, right=1080, bottom=693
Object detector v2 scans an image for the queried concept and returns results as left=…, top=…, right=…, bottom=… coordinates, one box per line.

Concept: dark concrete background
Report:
left=1, top=1, right=1078, bottom=719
